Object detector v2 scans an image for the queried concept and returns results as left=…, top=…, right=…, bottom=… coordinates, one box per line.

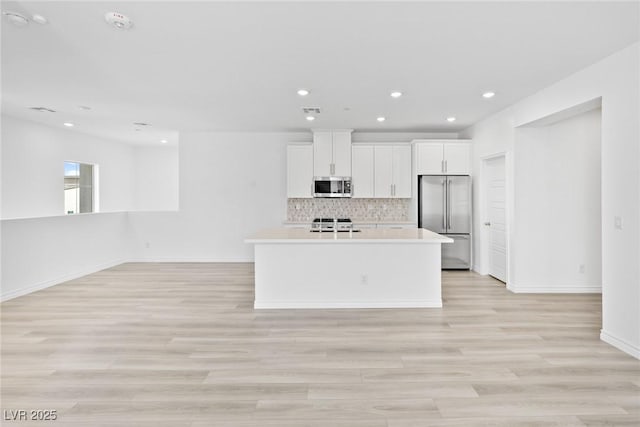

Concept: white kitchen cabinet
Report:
left=351, top=145, right=374, bottom=198
left=374, top=145, right=412, bottom=198
left=443, top=144, right=471, bottom=175
left=415, top=141, right=471, bottom=175
left=286, top=144, right=313, bottom=198
left=313, top=130, right=352, bottom=176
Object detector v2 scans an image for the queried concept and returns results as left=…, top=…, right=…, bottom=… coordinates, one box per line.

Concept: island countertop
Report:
left=245, top=227, right=453, bottom=244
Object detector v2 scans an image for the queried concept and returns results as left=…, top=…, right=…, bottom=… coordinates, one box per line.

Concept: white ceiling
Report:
left=2, top=1, right=639, bottom=145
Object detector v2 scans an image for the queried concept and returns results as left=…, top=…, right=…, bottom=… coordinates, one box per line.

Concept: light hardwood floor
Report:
left=1, top=263, right=639, bottom=426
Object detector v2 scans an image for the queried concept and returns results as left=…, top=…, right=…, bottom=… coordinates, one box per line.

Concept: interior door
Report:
left=419, top=176, right=446, bottom=233
left=446, top=175, right=471, bottom=233
left=485, top=156, right=507, bottom=282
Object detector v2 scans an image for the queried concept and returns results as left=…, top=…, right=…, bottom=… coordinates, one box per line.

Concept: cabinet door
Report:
left=286, top=145, right=313, bottom=198
left=416, top=143, right=444, bottom=175
left=443, top=143, right=470, bottom=175
left=374, top=146, right=393, bottom=198
left=332, top=131, right=352, bottom=176
left=392, top=145, right=412, bottom=198
left=351, top=145, right=374, bottom=198
left=313, top=131, right=332, bottom=176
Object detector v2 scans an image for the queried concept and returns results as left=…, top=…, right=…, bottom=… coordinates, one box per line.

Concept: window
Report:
left=64, top=161, right=95, bottom=214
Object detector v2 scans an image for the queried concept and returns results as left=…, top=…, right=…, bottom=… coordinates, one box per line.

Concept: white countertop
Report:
left=246, top=227, right=453, bottom=244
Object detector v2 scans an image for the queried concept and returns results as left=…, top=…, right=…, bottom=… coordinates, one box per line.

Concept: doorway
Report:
left=483, top=155, right=507, bottom=283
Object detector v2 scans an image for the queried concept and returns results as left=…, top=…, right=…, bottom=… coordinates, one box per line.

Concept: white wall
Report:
left=1, top=115, right=136, bottom=219
left=461, top=42, right=639, bottom=358
left=133, top=145, right=179, bottom=211
left=128, top=132, right=310, bottom=261
left=513, top=108, right=601, bottom=292
left=1, top=212, right=133, bottom=300
left=0, top=116, right=177, bottom=300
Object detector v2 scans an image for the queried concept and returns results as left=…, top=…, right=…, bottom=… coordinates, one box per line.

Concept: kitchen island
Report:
left=245, top=227, right=452, bottom=309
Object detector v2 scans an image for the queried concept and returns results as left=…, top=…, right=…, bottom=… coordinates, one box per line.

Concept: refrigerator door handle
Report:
left=447, top=179, right=452, bottom=231
left=442, top=179, right=446, bottom=229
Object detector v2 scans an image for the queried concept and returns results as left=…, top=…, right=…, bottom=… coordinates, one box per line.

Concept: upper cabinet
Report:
left=351, top=145, right=375, bottom=198
left=415, top=141, right=471, bottom=175
left=313, top=130, right=352, bottom=177
left=287, top=144, right=313, bottom=198
left=374, top=145, right=411, bottom=198
left=351, top=144, right=412, bottom=199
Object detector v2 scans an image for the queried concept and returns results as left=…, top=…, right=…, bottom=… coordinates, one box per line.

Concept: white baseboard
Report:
left=600, top=329, right=640, bottom=359
left=128, top=257, right=253, bottom=263
left=507, top=282, right=601, bottom=294
left=1, top=258, right=129, bottom=302
left=254, top=299, right=442, bottom=309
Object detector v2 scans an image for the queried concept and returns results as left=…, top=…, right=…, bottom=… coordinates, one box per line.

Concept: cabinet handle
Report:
left=393, top=184, right=396, bottom=196
left=441, top=160, right=445, bottom=173
left=445, top=160, right=448, bottom=173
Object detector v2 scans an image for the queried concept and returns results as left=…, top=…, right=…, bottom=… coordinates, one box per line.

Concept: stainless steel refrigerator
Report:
left=419, top=175, right=471, bottom=269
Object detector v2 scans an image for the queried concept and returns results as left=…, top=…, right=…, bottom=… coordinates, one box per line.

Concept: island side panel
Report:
left=253, top=242, right=442, bottom=308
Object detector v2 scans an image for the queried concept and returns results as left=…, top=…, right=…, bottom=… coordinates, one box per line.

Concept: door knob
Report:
left=484, top=222, right=491, bottom=226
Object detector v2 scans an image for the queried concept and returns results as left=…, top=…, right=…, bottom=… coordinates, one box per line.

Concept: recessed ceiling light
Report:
left=3, top=11, right=29, bottom=27
left=482, top=91, right=495, bottom=98
left=377, top=117, right=386, bottom=122
left=63, top=122, right=74, bottom=127
left=306, top=116, right=315, bottom=121
left=297, top=89, right=310, bottom=96
left=446, top=117, right=456, bottom=122
left=390, top=91, right=403, bottom=98
left=78, top=105, right=91, bottom=110
left=32, top=14, right=48, bottom=25
left=160, top=139, right=168, bottom=144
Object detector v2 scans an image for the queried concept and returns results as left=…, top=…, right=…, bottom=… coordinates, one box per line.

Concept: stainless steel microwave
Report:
left=313, top=176, right=352, bottom=198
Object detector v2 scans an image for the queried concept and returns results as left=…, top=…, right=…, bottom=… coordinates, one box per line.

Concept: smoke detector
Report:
left=3, top=11, right=29, bottom=27
left=104, top=12, right=133, bottom=30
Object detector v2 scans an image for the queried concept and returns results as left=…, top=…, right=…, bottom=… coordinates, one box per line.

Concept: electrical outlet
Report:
left=579, top=264, right=585, bottom=274
left=614, top=216, right=623, bottom=230
left=145, top=242, right=150, bottom=249
left=360, top=274, right=368, bottom=285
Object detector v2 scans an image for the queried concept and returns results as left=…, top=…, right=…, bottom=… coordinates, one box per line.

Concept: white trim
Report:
left=507, top=282, right=601, bottom=294
left=480, top=151, right=507, bottom=161
left=0, top=258, right=128, bottom=302
left=600, top=330, right=640, bottom=359
left=255, top=299, right=442, bottom=309
left=128, top=257, right=253, bottom=263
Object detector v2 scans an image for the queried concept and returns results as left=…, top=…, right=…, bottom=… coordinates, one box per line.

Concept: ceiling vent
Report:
left=133, top=122, right=151, bottom=127
left=29, top=107, right=56, bottom=113
left=303, top=107, right=321, bottom=114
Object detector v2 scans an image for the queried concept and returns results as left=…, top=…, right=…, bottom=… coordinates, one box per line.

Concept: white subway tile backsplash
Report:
left=287, top=198, right=409, bottom=222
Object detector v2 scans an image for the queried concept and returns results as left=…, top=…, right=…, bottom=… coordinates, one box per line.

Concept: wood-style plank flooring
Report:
left=1, top=263, right=639, bottom=426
